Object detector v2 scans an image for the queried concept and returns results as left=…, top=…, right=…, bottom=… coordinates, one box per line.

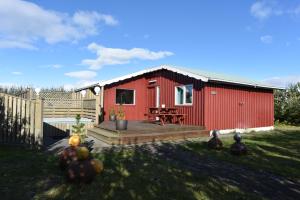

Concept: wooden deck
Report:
left=87, top=121, right=209, bottom=145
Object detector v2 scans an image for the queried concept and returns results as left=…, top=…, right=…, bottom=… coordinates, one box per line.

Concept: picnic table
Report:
left=147, top=107, right=186, bottom=126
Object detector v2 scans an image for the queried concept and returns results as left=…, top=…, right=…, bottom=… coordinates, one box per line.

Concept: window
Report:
left=116, top=89, right=135, bottom=105
left=175, top=85, right=193, bottom=105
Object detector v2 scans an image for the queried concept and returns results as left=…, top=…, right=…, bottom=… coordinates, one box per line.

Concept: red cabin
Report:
left=79, top=65, right=279, bottom=132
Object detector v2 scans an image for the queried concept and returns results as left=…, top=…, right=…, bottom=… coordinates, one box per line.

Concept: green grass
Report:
left=0, top=127, right=299, bottom=200
left=0, top=146, right=60, bottom=199
left=184, top=127, right=300, bottom=180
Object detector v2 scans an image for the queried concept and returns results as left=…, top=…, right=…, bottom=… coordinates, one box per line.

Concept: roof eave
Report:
left=94, top=65, right=209, bottom=87
left=209, top=78, right=284, bottom=90
left=74, top=65, right=282, bottom=91
left=74, top=83, right=101, bottom=92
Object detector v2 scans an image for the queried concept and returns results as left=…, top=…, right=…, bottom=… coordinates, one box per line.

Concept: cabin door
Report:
left=148, top=86, right=160, bottom=108
left=148, top=86, right=160, bottom=121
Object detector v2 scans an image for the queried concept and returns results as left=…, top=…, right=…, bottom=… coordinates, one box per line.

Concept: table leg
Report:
left=179, top=116, right=184, bottom=126
left=160, top=116, right=165, bottom=126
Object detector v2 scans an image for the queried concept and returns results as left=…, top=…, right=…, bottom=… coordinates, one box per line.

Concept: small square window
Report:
left=175, top=85, right=193, bottom=105
left=116, top=89, right=135, bottom=105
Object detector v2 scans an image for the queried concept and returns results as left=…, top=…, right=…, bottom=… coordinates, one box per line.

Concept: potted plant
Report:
left=109, top=107, right=116, bottom=121
left=116, top=105, right=128, bottom=130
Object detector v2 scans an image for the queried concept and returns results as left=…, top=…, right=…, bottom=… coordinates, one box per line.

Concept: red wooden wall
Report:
left=204, top=83, right=274, bottom=130
left=145, top=70, right=205, bottom=126
left=103, top=76, right=148, bottom=121
left=103, top=69, right=205, bottom=125
left=102, top=69, right=275, bottom=130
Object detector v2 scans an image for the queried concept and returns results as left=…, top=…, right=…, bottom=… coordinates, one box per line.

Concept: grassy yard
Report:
left=0, top=127, right=299, bottom=200
left=184, top=127, right=300, bottom=180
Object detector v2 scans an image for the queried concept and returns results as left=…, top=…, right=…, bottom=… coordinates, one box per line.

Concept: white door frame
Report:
left=155, top=86, right=160, bottom=121
left=156, top=86, right=160, bottom=108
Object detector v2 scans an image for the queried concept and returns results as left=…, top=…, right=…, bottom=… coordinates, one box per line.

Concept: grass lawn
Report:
left=184, top=127, right=300, bottom=180
left=0, top=127, right=299, bottom=200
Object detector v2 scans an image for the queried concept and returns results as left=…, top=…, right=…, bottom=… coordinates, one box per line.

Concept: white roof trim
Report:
left=76, top=65, right=282, bottom=91
left=98, top=65, right=209, bottom=87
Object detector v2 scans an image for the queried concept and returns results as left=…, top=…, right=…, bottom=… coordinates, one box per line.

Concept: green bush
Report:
left=274, top=82, right=300, bottom=125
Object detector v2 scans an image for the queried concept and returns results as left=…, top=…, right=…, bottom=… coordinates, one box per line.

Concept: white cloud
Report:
left=82, top=43, right=174, bottom=70
left=0, top=40, right=38, bottom=50
left=63, top=80, right=99, bottom=91
left=260, top=35, right=273, bottom=44
left=262, top=76, right=300, bottom=88
left=65, top=70, right=97, bottom=80
left=250, top=1, right=300, bottom=20
left=40, top=64, right=63, bottom=69
left=72, top=11, right=118, bottom=35
left=12, top=71, right=22, bottom=75
left=0, top=0, right=118, bottom=49
left=251, top=1, right=274, bottom=20
left=52, top=64, right=62, bottom=69
left=287, top=5, right=300, bottom=15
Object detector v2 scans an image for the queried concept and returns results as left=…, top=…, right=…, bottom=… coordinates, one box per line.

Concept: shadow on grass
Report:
left=1, top=128, right=300, bottom=200
left=1, top=145, right=260, bottom=200
left=184, top=128, right=300, bottom=180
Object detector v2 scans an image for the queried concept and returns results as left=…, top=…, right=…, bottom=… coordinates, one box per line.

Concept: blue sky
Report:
left=0, top=0, right=300, bottom=89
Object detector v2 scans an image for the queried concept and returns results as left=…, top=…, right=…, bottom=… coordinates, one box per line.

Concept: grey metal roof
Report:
left=76, top=65, right=282, bottom=91
left=173, top=66, right=282, bottom=89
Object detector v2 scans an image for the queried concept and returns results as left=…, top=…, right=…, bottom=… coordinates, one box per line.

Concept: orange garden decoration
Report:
left=60, top=134, right=104, bottom=184
left=68, top=134, right=81, bottom=147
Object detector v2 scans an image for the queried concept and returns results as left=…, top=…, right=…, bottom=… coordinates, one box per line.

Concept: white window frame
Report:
left=175, top=84, right=193, bottom=106
left=115, top=88, right=136, bottom=105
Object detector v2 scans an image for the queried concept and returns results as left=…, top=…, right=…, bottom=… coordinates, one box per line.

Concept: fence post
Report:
left=95, top=95, right=101, bottom=125
left=28, top=88, right=34, bottom=100
left=81, top=99, right=84, bottom=118
left=34, top=98, right=44, bottom=146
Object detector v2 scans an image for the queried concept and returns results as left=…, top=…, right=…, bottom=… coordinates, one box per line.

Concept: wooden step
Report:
left=87, top=128, right=117, bottom=144
left=88, top=127, right=210, bottom=145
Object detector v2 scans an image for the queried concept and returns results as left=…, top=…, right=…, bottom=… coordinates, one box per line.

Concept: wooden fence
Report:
left=43, top=98, right=96, bottom=120
left=17, top=89, right=96, bottom=100
left=0, top=93, right=43, bottom=146
left=17, top=89, right=97, bottom=121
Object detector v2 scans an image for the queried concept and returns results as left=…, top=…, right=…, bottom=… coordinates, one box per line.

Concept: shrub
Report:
left=274, top=82, right=300, bottom=125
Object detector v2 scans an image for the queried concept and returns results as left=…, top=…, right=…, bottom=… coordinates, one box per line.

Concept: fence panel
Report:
left=43, top=98, right=96, bottom=120
left=0, top=93, right=43, bottom=147
left=16, top=89, right=97, bottom=121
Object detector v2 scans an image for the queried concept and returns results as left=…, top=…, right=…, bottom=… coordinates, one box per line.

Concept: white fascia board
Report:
left=76, top=65, right=282, bottom=90
left=161, top=65, right=209, bottom=82
left=75, top=83, right=100, bottom=92
left=99, top=65, right=209, bottom=87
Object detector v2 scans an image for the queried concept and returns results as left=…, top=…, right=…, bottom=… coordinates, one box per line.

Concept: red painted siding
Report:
left=103, top=76, right=148, bottom=121
left=204, top=83, right=274, bottom=130
left=145, top=70, right=205, bottom=126
left=103, top=69, right=205, bottom=126
left=102, top=69, right=275, bottom=131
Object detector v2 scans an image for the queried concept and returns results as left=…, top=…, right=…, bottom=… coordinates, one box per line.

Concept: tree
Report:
left=274, top=82, right=300, bottom=125
left=72, top=114, right=86, bottom=141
